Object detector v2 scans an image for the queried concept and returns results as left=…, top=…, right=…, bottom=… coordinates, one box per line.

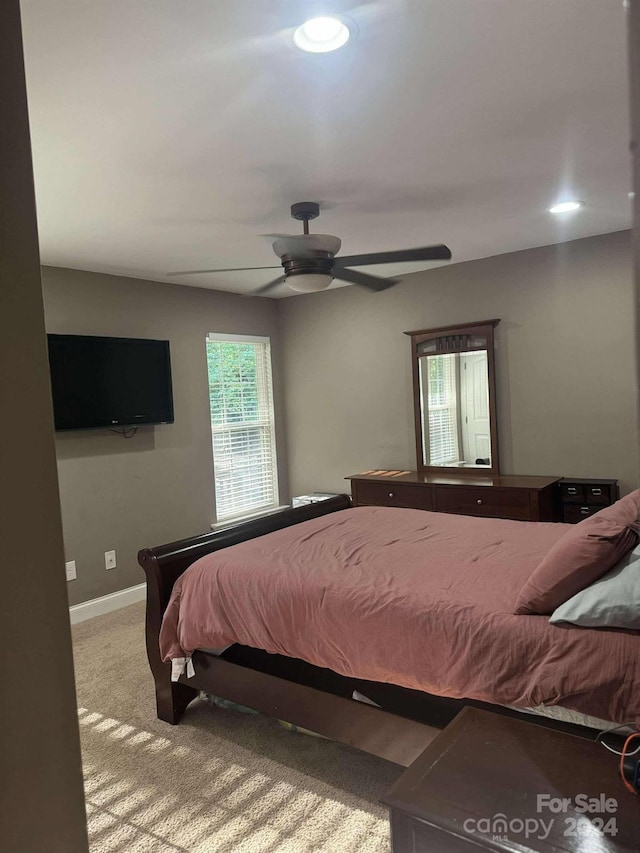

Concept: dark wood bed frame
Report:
left=138, top=495, right=599, bottom=768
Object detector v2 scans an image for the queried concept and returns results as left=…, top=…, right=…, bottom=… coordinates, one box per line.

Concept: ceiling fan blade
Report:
left=333, top=267, right=398, bottom=292
left=335, top=244, right=452, bottom=268
left=254, top=275, right=286, bottom=295
left=168, top=265, right=281, bottom=276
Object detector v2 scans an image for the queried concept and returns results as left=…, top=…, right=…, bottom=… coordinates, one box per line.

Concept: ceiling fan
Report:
left=169, top=202, right=452, bottom=294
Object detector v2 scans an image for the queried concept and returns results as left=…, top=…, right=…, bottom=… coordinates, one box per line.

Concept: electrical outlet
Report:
left=105, top=550, right=117, bottom=570
left=65, top=560, right=77, bottom=581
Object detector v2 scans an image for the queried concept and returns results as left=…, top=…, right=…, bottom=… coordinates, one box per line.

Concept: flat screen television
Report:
left=47, top=334, right=174, bottom=431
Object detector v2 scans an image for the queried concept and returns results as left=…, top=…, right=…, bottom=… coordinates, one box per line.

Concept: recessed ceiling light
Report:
left=548, top=201, right=584, bottom=214
left=293, top=16, right=350, bottom=53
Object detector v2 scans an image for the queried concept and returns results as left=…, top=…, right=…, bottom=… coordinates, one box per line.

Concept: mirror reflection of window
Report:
left=420, top=351, right=490, bottom=467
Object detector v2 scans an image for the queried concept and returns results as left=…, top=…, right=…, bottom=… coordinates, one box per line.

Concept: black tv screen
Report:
left=47, top=334, right=174, bottom=431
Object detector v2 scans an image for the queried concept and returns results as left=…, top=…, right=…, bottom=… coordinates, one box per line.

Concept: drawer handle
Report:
left=476, top=499, right=483, bottom=505
left=567, top=487, right=578, bottom=495
left=591, top=488, right=602, bottom=496
left=388, top=492, right=395, bottom=498
left=580, top=507, right=590, bottom=515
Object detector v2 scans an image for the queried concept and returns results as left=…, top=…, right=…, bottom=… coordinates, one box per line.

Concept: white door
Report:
left=460, top=351, right=491, bottom=465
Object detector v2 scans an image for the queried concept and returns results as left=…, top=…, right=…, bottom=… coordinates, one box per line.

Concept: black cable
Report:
left=108, top=427, right=138, bottom=439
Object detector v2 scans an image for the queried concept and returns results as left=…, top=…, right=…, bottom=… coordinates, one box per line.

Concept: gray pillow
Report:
left=549, top=543, right=640, bottom=629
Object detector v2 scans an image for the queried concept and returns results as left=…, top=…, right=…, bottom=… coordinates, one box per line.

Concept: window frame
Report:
left=206, top=332, right=281, bottom=525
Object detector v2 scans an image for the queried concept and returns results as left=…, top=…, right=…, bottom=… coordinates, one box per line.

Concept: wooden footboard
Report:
left=138, top=495, right=353, bottom=725
left=138, top=490, right=442, bottom=765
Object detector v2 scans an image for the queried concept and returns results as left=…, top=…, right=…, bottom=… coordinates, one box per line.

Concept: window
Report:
left=206, top=333, right=279, bottom=522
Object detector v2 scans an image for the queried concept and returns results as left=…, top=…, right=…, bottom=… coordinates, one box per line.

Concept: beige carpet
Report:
left=72, top=602, right=401, bottom=852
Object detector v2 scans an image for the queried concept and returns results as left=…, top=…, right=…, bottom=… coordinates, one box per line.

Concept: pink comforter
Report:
left=160, top=506, right=640, bottom=723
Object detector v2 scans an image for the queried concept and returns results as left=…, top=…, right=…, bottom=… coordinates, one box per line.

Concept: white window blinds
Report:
left=426, top=353, right=459, bottom=465
left=206, top=334, right=279, bottom=521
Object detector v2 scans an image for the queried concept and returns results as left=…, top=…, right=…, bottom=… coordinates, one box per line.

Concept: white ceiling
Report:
left=20, top=0, right=631, bottom=297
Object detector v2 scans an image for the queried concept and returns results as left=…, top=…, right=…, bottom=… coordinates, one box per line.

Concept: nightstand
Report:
left=382, top=707, right=640, bottom=853
left=291, top=492, right=340, bottom=508
left=559, top=478, right=619, bottom=523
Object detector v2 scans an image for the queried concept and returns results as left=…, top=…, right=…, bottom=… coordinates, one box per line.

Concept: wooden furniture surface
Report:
left=559, top=478, right=620, bottom=524
left=347, top=470, right=561, bottom=522
left=382, top=707, right=640, bottom=853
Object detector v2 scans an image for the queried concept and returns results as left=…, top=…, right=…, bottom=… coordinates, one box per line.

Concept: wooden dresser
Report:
left=346, top=470, right=561, bottom=522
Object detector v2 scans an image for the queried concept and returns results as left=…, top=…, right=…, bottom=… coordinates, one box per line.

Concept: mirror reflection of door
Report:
left=460, top=351, right=490, bottom=465
left=420, top=350, right=490, bottom=468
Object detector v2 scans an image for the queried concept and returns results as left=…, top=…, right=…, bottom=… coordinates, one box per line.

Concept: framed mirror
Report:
left=405, top=320, right=500, bottom=475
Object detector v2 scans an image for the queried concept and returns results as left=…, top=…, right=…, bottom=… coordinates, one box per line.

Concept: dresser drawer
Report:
left=562, top=504, right=602, bottom=523
left=560, top=482, right=585, bottom=504
left=353, top=480, right=433, bottom=510
left=561, top=482, right=612, bottom=505
left=584, top=483, right=612, bottom=505
left=434, top=486, right=532, bottom=520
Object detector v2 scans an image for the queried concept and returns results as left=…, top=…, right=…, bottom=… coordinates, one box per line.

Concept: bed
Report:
left=139, top=494, right=640, bottom=767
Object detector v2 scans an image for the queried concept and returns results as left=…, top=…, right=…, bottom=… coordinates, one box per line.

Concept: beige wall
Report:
left=279, top=230, right=639, bottom=498
left=43, top=267, right=287, bottom=605
left=1, top=2, right=89, bottom=849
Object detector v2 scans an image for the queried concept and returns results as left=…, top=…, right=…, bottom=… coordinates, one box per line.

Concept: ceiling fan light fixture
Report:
left=293, top=16, right=350, bottom=53
left=286, top=273, right=334, bottom=293
left=548, top=200, right=584, bottom=214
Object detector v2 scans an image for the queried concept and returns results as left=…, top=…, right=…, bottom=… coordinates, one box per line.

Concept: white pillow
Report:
left=549, top=543, right=640, bottom=629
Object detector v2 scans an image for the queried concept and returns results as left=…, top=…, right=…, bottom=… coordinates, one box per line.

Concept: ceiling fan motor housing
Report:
left=273, top=234, right=342, bottom=259
left=290, top=201, right=320, bottom=221
left=281, top=252, right=334, bottom=278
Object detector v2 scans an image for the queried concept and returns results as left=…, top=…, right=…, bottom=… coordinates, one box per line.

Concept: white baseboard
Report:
left=69, top=582, right=146, bottom=625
